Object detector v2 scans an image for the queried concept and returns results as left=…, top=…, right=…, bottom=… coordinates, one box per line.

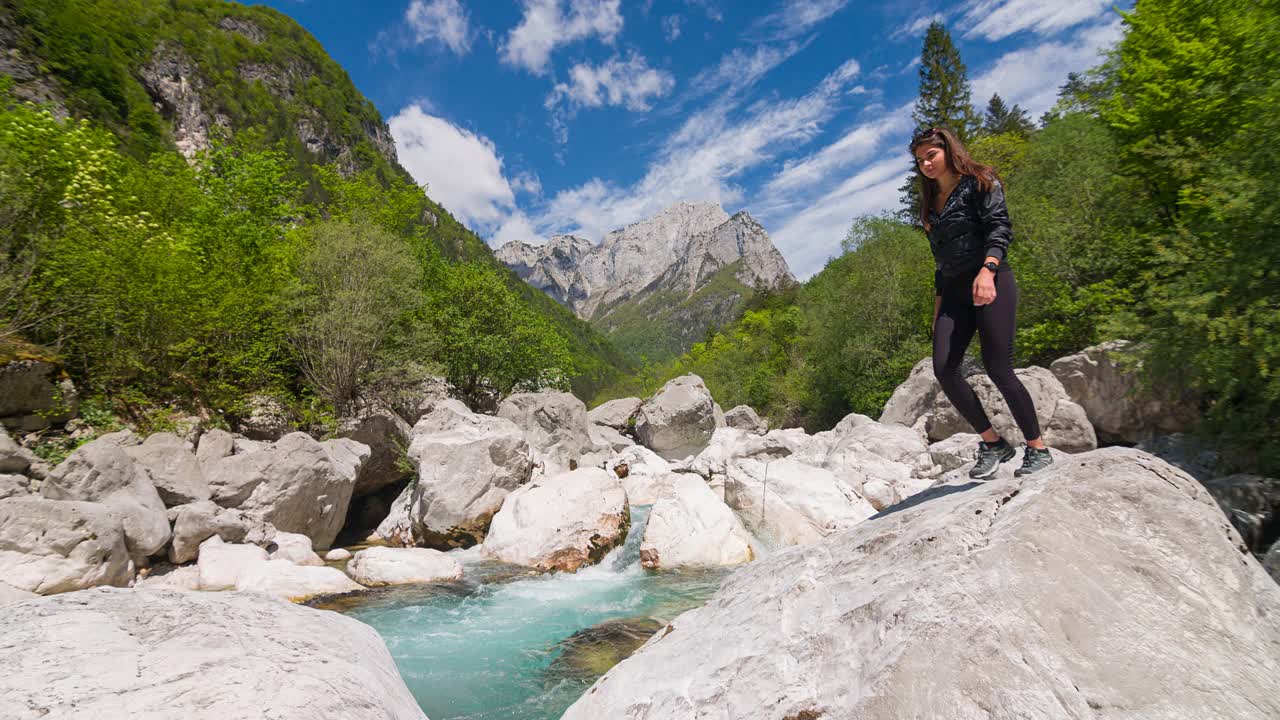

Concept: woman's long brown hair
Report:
left=909, top=126, right=1000, bottom=231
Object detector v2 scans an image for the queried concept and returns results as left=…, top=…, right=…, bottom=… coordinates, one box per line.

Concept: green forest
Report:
left=0, top=0, right=629, bottom=439
left=598, top=0, right=1280, bottom=476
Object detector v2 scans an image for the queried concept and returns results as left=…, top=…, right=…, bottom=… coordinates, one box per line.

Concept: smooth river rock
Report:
left=482, top=466, right=629, bottom=572
left=345, top=546, right=463, bottom=586
left=42, top=437, right=171, bottom=558
left=0, top=587, right=428, bottom=719
left=562, top=447, right=1280, bottom=720
left=124, top=432, right=211, bottom=506
left=635, top=375, right=720, bottom=461
left=1049, top=339, right=1198, bottom=443
left=605, top=444, right=680, bottom=505
left=724, top=457, right=877, bottom=547
left=640, top=474, right=754, bottom=569
left=497, top=390, right=597, bottom=476
left=376, top=399, right=532, bottom=549
left=0, top=497, right=135, bottom=594
left=588, top=397, right=642, bottom=431
left=204, top=432, right=358, bottom=550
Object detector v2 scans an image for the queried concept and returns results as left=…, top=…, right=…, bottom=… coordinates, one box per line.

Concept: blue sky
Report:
left=253, top=0, right=1131, bottom=279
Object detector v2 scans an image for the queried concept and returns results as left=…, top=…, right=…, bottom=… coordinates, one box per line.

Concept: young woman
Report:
left=910, top=126, right=1052, bottom=478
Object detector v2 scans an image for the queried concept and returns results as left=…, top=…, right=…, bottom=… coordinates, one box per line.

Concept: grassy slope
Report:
left=593, top=261, right=752, bottom=364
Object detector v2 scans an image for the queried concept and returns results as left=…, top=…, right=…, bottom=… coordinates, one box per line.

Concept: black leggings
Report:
left=932, top=265, right=1042, bottom=442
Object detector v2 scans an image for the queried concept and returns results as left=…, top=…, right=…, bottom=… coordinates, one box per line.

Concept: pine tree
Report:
left=912, top=22, right=979, bottom=141
left=900, top=21, right=979, bottom=225
left=983, top=93, right=1035, bottom=137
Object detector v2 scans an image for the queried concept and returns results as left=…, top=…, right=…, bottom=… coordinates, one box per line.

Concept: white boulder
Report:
left=563, top=448, right=1280, bottom=720
left=640, top=474, right=754, bottom=568
left=236, top=559, right=364, bottom=601
left=498, top=390, right=597, bottom=475
left=345, top=546, right=463, bottom=586
left=204, top=432, right=358, bottom=550
left=723, top=405, right=768, bottom=434
left=1050, top=340, right=1198, bottom=443
left=42, top=437, right=171, bottom=558
left=376, top=399, right=532, bottom=549
left=336, top=403, right=413, bottom=497
left=482, top=467, right=629, bottom=572
left=588, top=397, right=642, bottom=431
left=724, top=457, right=877, bottom=546
left=196, top=535, right=268, bottom=591
left=635, top=375, right=720, bottom=461
left=606, top=444, right=680, bottom=505
left=167, top=500, right=264, bottom=564
left=268, top=531, right=324, bottom=566
left=124, top=432, right=211, bottom=506
left=0, top=588, right=428, bottom=719
left=0, top=497, right=135, bottom=594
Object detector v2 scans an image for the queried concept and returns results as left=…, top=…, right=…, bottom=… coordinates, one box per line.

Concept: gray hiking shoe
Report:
left=1015, top=446, right=1054, bottom=476
left=970, top=438, right=1015, bottom=479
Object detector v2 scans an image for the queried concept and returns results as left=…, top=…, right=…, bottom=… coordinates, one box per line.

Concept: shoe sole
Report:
left=969, top=446, right=1016, bottom=479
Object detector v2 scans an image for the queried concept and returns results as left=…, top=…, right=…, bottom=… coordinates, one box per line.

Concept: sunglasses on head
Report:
left=913, top=126, right=943, bottom=142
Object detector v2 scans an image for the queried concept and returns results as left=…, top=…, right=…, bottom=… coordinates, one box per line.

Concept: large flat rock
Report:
left=563, top=447, right=1280, bottom=719
left=0, top=588, right=427, bottom=719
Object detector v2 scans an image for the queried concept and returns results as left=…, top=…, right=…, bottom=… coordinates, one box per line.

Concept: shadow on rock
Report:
left=869, top=481, right=982, bottom=520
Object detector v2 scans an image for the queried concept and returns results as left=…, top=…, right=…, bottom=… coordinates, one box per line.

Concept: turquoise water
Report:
left=344, top=505, right=728, bottom=720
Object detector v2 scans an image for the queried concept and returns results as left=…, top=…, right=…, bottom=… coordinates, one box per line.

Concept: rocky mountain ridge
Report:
left=496, top=202, right=794, bottom=322
left=496, top=202, right=795, bottom=361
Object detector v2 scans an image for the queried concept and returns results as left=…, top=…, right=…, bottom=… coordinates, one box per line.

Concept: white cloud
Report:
left=405, top=0, right=472, bottom=55
left=500, top=0, right=624, bottom=75
left=662, top=14, right=683, bottom=41
left=683, top=41, right=805, bottom=104
left=892, top=12, right=947, bottom=41
left=683, top=0, right=723, bottom=22
left=491, top=211, right=540, bottom=247
left=767, top=156, right=910, bottom=279
left=753, top=0, right=849, bottom=40
left=763, top=100, right=910, bottom=196
left=512, top=172, right=543, bottom=197
left=960, top=0, right=1114, bottom=41
left=547, top=53, right=675, bottom=112
left=970, top=17, right=1123, bottom=119
left=527, top=57, right=864, bottom=244
left=753, top=16, right=1124, bottom=279
left=389, top=105, right=517, bottom=229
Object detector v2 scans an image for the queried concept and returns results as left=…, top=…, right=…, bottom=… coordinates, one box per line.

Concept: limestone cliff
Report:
left=496, top=202, right=796, bottom=361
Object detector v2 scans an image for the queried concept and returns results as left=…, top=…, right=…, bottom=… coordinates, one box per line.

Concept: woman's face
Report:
left=914, top=143, right=950, bottom=180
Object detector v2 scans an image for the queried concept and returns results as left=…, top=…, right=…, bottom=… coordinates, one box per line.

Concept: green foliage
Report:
left=799, top=216, right=935, bottom=427
left=6, top=0, right=399, bottom=181
left=427, top=262, right=576, bottom=410
left=1101, top=0, right=1280, bottom=473
left=982, top=93, right=1035, bottom=138
left=285, top=218, right=423, bottom=414
left=597, top=261, right=753, bottom=364
left=900, top=21, right=980, bottom=223
left=996, top=112, right=1147, bottom=363
left=1, top=0, right=630, bottom=422
left=912, top=21, right=980, bottom=142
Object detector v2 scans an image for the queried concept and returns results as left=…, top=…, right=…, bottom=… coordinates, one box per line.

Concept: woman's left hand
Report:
left=972, top=271, right=997, bottom=306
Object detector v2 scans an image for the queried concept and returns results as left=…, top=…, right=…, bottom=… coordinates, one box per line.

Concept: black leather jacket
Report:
left=927, top=174, right=1012, bottom=294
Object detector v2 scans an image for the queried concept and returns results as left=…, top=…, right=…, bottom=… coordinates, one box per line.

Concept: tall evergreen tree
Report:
left=899, top=21, right=979, bottom=225
left=983, top=93, right=1036, bottom=137
left=912, top=22, right=979, bottom=141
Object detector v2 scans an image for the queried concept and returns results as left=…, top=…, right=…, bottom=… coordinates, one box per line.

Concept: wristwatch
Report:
left=982, top=261, right=999, bottom=273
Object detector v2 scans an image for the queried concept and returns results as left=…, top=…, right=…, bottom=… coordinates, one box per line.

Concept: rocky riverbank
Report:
left=2, top=339, right=1277, bottom=718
